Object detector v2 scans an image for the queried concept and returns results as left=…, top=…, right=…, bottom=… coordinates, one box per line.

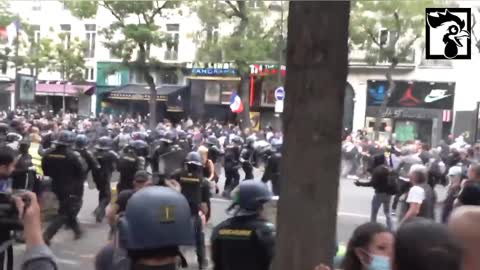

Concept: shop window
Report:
left=205, top=81, right=237, bottom=104
left=205, top=81, right=220, bottom=103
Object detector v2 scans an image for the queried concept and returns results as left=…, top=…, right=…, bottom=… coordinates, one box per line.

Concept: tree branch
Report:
left=365, top=28, right=381, bottom=47
left=149, top=0, right=169, bottom=24
left=100, top=1, right=125, bottom=27
left=225, top=0, right=242, bottom=17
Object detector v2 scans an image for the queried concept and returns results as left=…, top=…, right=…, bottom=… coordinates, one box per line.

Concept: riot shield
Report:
left=158, top=148, right=188, bottom=179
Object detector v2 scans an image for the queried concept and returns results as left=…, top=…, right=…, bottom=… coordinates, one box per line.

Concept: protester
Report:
left=399, top=165, right=435, bottom=223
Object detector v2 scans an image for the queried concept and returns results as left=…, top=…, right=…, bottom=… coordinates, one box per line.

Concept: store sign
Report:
left=367, top=80, right=455, bottom=110
left=192, top=68, right=237, bottom=76
left=187, top=62, right=238, bottom=76
left=250, top=64, right=286, bottom=76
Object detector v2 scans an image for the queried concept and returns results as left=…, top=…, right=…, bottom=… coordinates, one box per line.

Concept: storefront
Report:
left=101, top=84, right=188, bottom=122
left=185, top=62, right=241, bottom=123
left=365, top=80, right=455, bottom=146
left=7, top=80, right=95, bottom=114
left=248, top=64, right=286, bottom=130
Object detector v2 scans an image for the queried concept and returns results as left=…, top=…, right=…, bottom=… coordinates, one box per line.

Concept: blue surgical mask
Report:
left=367, top=255, right=391, bottom=270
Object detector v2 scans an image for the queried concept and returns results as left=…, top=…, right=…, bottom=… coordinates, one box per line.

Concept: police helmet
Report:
left=185, top=151, right=203, bottom=166
left=129, top=140, right=149, bottom=156
left=54, top=130, right=76, bottom=146
left=96, top=136, right=113, bottom=150
left=75, top=134, right=89, bottom=149
left=246, top=135, right=256, bottom=146
left=6, top=132, right=22, bottom=143
left=206, top=135, right=219, bottom=146
left=230, top=181, right=272, bottom=216
left=161, top=130, right=176, bottom=144
left=231, top=136, right=244, bottom=145
left=118, top=186, right=194, bottom=250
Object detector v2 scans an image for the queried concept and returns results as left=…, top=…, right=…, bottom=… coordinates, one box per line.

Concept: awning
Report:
left=106, top=84, right=187, bottom=101
left=6, top=82, right=95, bottom=96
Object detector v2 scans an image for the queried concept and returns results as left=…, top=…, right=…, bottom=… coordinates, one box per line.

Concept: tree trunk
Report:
left=272, top=1, right=350, bottom=270
left=145, top=71, right=157, bottom=129
left=373, top=60, right=397, bottom=140
left=238, top=73, right=251, bottom=129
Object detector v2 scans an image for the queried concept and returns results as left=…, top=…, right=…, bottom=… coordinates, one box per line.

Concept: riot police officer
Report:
left=240, top=136, right=256, bottom=180
left=175, top=151, right=210, bottom=269
left=117, top=140, right=146, bottom=193
left=42, top=130, right=88, bottom=244
left=211, top=181, right=275, bottom=270
left=92, top=136, right=119, bottom=222
left=94, top=186, right=194, bottom=270
left=178, top=130, right=191, bottom=151
left=223, top=136, right=242, bottom=197
left=261, top=139, right=282, bottom=196
left=74, top=134, right=101, bottom=177
left=151, top=130, right=177, bottom=174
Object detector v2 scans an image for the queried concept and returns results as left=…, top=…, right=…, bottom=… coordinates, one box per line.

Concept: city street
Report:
left=11, top=172, right=417, bottom=270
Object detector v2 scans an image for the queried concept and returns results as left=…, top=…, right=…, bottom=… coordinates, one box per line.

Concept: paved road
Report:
left=12, top=170, right=448, bottom=270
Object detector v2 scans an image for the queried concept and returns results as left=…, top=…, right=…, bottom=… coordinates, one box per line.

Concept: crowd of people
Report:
left=2, top=107, right=480, bottom=270
left=0, top=109, right=282, bottom=270
left=327, top=131, right=480, bottom=270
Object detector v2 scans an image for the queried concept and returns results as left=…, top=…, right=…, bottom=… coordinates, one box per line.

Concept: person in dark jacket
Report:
left=355, top=153, right=394, bottom=229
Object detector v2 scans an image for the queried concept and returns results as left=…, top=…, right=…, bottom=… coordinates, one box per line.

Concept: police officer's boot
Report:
left=95, top=199, right=109, bottom=223
left=43, top=215, right=67, bottom=245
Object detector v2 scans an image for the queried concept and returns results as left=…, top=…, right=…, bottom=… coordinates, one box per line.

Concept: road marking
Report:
left=55, top=258, right=79, bottom=265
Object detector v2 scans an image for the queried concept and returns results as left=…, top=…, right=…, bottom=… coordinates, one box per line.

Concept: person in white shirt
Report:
left=400, top=164, right=435, bottom=223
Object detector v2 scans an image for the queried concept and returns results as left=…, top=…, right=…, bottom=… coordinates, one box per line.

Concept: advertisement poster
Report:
left=250, top=112, right=260, bottom=131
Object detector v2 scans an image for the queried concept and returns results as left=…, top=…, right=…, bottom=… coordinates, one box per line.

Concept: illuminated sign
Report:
left=192, top=68, right=237, bottom=76
left=187, top=62, right=238, bottom=77
left=250, top=64, right=286, bottom=76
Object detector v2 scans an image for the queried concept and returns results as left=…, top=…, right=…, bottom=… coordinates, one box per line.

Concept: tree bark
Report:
left=272, top=1, right=350, bottom=270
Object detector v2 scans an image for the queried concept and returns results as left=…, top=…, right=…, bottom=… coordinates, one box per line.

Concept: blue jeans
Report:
left=371, top=192, right=392, bottom=229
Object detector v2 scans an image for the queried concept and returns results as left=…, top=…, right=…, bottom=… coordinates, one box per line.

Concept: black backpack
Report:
left=385, top=169, right=399, bottom=195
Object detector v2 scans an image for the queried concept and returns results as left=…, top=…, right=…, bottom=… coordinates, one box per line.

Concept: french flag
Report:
left=229, top=91, right=244, bottom=113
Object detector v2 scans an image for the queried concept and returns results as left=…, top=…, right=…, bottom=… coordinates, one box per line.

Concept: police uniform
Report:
left=223, top=142, right=241, bottom=195
left=175, top=152, right=209, bottom=269
left=42, top=131, right=88, bottom=243
left=240, top=142, right=255, bottom=180
left=92, top=137, right=119, bottom=222
left=261, top=151, right=281, bottom=196
left=211, top=181, right=275, bottom=270
left=117, top=143, right=145, bottom=193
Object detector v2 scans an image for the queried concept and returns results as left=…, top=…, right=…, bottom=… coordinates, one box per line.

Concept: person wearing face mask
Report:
left=341, top=222, right=393, bottom=270
left=315, top=222, right=393, bottom=270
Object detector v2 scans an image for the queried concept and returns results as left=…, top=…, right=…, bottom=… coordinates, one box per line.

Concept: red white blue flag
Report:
left=229, top=91, right=244, bottom=113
